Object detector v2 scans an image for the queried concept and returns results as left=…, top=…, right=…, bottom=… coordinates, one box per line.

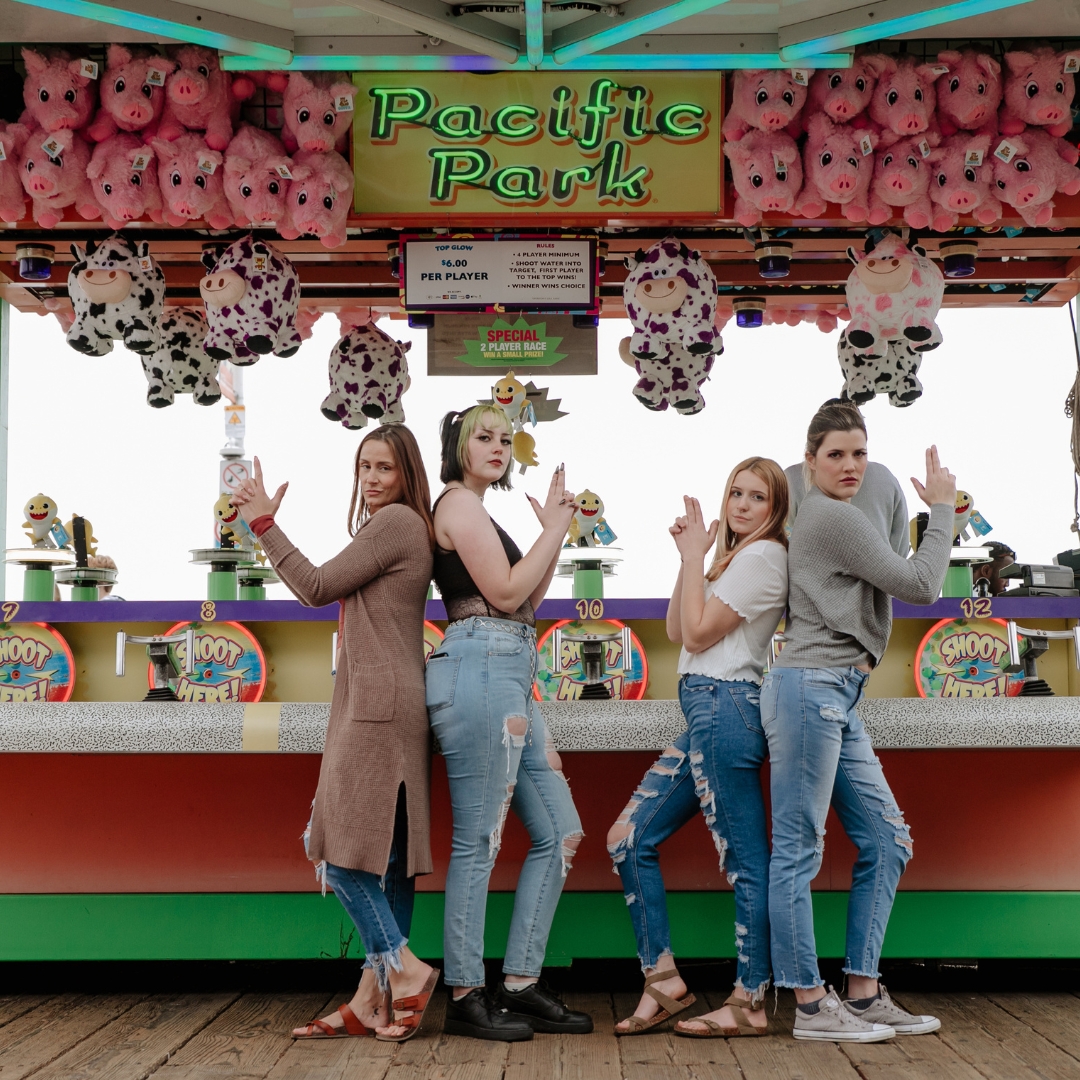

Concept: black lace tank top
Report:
left=432, top=490, right=536, bottom=626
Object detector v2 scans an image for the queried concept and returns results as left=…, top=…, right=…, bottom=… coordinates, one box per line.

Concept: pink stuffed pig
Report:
left=797, top=114, right=877, bottom=221
left=804, top=55, right=887, bottom=130
left=992, top=129, right=1080, bottom=227
left=0, top=122, right=29, bottom=223
left=150, top=133, right=232, bottom=229
left=867, top=134, right=938, bottom=228
left=231, top=70, right=289, bottom=102
left=157, top=45, right=234, bottom=151
left=86, top=45, right=175, bottom=143
left=278, top=149, right=354, bottom=248
left=19, top=127, right=99, bottom=229
left=868, top=56, right=938, bottom=143
left=281, top=72, right=357, bottom=154
left=20, top=48, right=97, bottom=134
left=935, top=50, right=1002, bottom=137
left=222, top=124, right=291, bottom=227
left=999, top=47, right=1076, bottom=141
left=723, top=130, right=803, bottom=225
left=927, top=133, right=1002, bottom=231
left=87, top=133, right=163, bottom=228
left=722, top=69, right=809, bottom=142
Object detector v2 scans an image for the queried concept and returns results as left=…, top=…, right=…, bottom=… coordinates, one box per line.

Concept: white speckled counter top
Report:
left=1, top=697, right=1079, bottom=752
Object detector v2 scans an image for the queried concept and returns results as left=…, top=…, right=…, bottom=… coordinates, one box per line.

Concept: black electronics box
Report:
left=1000, top=562, right=1078, bottom=596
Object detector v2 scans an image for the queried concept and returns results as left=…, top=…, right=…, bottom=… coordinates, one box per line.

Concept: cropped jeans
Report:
left=608, top=675, right=772, bottom=1004
left=761, top=666, right=912, bottom=990
left=426, top=617, right=583, bottom=988
left=323, top=785, right=415, bottom=993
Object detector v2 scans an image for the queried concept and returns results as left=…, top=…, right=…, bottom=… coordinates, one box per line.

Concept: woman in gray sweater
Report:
left=763, top=402, right=955, bottom=1043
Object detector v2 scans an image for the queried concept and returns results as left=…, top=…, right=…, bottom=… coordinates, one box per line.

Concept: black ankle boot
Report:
left=444, top=988, right=535, bottom=1042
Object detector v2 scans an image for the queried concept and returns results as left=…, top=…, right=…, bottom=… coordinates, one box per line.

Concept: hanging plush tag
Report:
left=334, top=94, right=353, bottom=112
left=138, top=255, right=153, bottom=274
left=130, top=150, right=151, bottom=171
left=197, top=155, right=217, bottom=175
left=928, top=63, right=951, bottom=76
left=994, top=139, right=1019, bottom=163
left=965, top=148, right=984, bottom=167
left=145, top=66, right=167, bottom=87
left=789, top=68, right=810, bottom=86
left=0, top=141, right=7, bottom=163
left=1064, top=54, right=1080, bottom=75
left=252, top=252, right=268, bottom=273
left=78, top=59, right=99, bottom=79
left=40, top=135, right=62, bottom=159
left=968, top=509, right=993, bottom=536
left=274, top=163, right=293, bottom=179
left=859, top=133, right=875, bottom=157
left=771, top=150, right=788, bottom=171
left=918, top=138, right=932, bottom=158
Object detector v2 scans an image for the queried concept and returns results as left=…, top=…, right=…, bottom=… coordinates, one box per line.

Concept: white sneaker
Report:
left=844, top=984, right=941, bottom=1035
left=792, top=987, right=895, bottom=1042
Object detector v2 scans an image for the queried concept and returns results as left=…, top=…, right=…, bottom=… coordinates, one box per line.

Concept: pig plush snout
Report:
left=898, top=113, right=926, bottom=132
left=1036, top=104, right=1066, bottom=123
left=78, top=268, right=132, bottom=303
left=830, top=172, right=857, bottom=193
left=172, top=75, right=206, bottom=103
left=886, top=173, right=913, bottom=193
left=948, top=190, right=975, bottom=209
left=28, top=175, right=54, bottom=194
left=200, top=269, right=245, bottom=308
left=828, top=100, right=853, bottom=118
left=302, top=138, right=333, bottom=152
left=120, top=102, right=152, bottom=124
left=1015, top=183, right=1040, bottom=203
left=760, top=110, right=787, bottom=128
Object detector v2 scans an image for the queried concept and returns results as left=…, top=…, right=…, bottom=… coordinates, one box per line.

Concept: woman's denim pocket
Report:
left=808, top=668, right=848, bottom=688
left=489, top=634, right=526, bottom=657
left=425, top=654, right=461, bottom=713
left=759, top=674, right=778, bottom=729
left=728, top=686, right=764, bottom=735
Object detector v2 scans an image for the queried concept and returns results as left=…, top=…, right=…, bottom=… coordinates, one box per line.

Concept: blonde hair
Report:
left=705, top=457, right=790, bottom=582
left=439, top=405, right=513, bottom=490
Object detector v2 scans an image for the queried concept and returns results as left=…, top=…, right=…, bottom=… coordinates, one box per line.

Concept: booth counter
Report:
left=1, top=597, right=1078, bottom=964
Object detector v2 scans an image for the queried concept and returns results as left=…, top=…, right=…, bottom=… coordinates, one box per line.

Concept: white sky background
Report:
left=5, top=302, right=1079, bottom=602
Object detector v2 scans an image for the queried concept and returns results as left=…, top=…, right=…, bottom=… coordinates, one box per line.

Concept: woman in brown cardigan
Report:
left=231, top=424, right=438, bottom=1043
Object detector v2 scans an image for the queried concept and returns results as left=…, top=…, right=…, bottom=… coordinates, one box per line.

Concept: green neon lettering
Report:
left=598, top=140, right=648, bottom=202
left=549, top=86, right=575, bottom=140
left=490, top=165, right=543, bottom=201
left=491, top=104, right=540, bottom=139
left=552, top=164, right=596, bottom=202
left=430, top=104, right=484, bottom=140
left=622, top=86, right=649, bottom=139
left=580, top=78, right=619, bottom=151
left=656, top=103, right=706, bottom=138
left=368, top=87, right=432, bottom=140
left=428, top=148, right=492, bottom=201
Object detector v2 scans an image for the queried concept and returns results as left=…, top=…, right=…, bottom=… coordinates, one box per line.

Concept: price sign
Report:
left=404, top=237, right=597, bottom=313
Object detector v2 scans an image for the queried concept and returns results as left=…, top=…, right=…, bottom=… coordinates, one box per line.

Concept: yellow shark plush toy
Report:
left=23, top=494, right=60, bottom=546
left=566, top=489, right=616, bottom=547
left=491, top=371, right=539, bottom=472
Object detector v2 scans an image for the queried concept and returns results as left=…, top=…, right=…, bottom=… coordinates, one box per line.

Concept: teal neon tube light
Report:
left=780, top=0, right=1035, bottom=62
left=222, top=51, right=852, bottom=72
left=525, top=0, right=544, bottom=65
left=552, top=0, right=733, bottom=65
left=11, top=0, right=293, bottom=63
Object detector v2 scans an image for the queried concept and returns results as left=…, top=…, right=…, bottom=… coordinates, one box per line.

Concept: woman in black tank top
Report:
left=426, top=405, right=591, bottom=1042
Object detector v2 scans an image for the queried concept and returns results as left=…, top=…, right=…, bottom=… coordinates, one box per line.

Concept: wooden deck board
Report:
left=0, top=995, right=55, bottom=1029
left=504, top=992, right=621, bottom=1080
left=986, top=991, right=1080, bottom=1061
left=31, top=993, right=237, bottom=1080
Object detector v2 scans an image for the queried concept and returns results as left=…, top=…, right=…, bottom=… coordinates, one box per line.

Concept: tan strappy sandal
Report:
left=614, top=969, right=697, bottom=1036
left=675, top=994, right=769, bottom=1038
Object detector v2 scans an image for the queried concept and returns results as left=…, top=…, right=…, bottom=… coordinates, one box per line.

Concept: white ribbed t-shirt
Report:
left=677, top=539, right=788, bottom=684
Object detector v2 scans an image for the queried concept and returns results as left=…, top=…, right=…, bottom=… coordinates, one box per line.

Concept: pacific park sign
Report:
left=351, top=73, right=722, bottom=220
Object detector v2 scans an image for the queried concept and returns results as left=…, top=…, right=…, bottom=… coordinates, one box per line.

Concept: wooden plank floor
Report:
left=1, top=987, right=1077, bottom=1079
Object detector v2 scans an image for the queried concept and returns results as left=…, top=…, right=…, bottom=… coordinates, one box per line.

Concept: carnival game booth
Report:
left=0, top=0, right=1079, bottom=965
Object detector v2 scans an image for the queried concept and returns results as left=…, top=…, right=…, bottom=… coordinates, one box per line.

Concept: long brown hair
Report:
left=347, top=424, right=435, bottom=548
left=803, top=400, right=867, bottom=490
left=705, top=456, right=789, bottom=582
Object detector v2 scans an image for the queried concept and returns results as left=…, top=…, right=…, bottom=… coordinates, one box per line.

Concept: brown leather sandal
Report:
left=293, top=1001, right=373, bottom=1039
left=614, top=969, right=697, bottom=1036
left=675, top=994, right=769, bottom=1038
left=375, top=967, right=441, bottom=1043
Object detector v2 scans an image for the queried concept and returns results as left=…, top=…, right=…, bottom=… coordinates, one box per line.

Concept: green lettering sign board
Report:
left=427, top=315, right=597, bottom=376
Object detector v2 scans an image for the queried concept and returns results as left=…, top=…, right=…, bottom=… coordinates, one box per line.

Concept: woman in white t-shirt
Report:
left=608, top=457, right=789, bottom=1039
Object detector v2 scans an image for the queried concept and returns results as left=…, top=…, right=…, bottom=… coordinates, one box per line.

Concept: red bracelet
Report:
left=250, top=515, right=275, bottom=538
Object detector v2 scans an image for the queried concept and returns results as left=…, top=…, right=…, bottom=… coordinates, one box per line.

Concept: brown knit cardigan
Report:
left=259, top=503, right=434, bottom=878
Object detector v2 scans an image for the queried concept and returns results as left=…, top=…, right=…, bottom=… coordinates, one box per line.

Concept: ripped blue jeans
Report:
left=762, top=666, right=913, bottom=990
left=608, top=676, right=771, bottom=1004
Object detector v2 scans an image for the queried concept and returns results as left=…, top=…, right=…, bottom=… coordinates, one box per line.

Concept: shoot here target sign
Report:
left=352, top=73, right=722, bottom=219
left=0, top=623, right=74, bottom=701
left=155, top=621, right=267, bottom=703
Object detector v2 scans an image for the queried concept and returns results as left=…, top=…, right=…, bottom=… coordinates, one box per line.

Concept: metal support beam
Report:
left=10, top=0, right=293, bottom=63
left=525, top=0, right=544, bottom=66
left=336, top=0, right=519, bottom=63
left=778, top=0, right=1036, bottom=62
left=551, top=0, right=731, bottom=64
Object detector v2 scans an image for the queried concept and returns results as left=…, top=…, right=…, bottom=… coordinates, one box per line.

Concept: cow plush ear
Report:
left=70, top=243, right=85, bottom=262
left=85, top=238, right=98, bottom=258
left=846, top=246, right=861, bottom=265
left=912, top=244, right=927, bottom=258
left=401, top=340, right=412, bottom=353
left=136, top=240, right=150, bottom=259
left=201, top=246, right=218, bottom=271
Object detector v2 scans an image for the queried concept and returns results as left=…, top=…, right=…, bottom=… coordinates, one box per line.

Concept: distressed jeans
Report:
left=426, top=617, right=583, bottom=988
left=609, top=675, right=772, bottom=1003
left=324, top=786, right=415, bottom=993
left=762, top=666, right=912, bottom=989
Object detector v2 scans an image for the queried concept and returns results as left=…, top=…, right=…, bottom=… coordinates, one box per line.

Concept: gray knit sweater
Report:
left=776, top=487, right=953, bottom=669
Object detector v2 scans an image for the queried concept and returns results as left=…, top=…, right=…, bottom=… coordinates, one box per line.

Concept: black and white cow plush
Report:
left=617, top=337, right=717, bottom=415
left=66, top=233, right=166, bottom=356
left=141, top=308, right=221, bottom=408
left=839, top=328, right=923, bottom=408
left=199, top=235, right=302, bottom=365
left=321, top=316, right=410, bottom=429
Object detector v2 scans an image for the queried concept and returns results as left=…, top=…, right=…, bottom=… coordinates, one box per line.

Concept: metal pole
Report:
left=0, top=302, right=10, bottom=601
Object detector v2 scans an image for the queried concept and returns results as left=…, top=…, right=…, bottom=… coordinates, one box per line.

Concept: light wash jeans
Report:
left=761, top=666, right=913, bottom=989
left=426, top=617, right=583, bottom=988
left=323, top=786, right=415, bottom=993
left=608, top=675, right=772, bottom=1004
